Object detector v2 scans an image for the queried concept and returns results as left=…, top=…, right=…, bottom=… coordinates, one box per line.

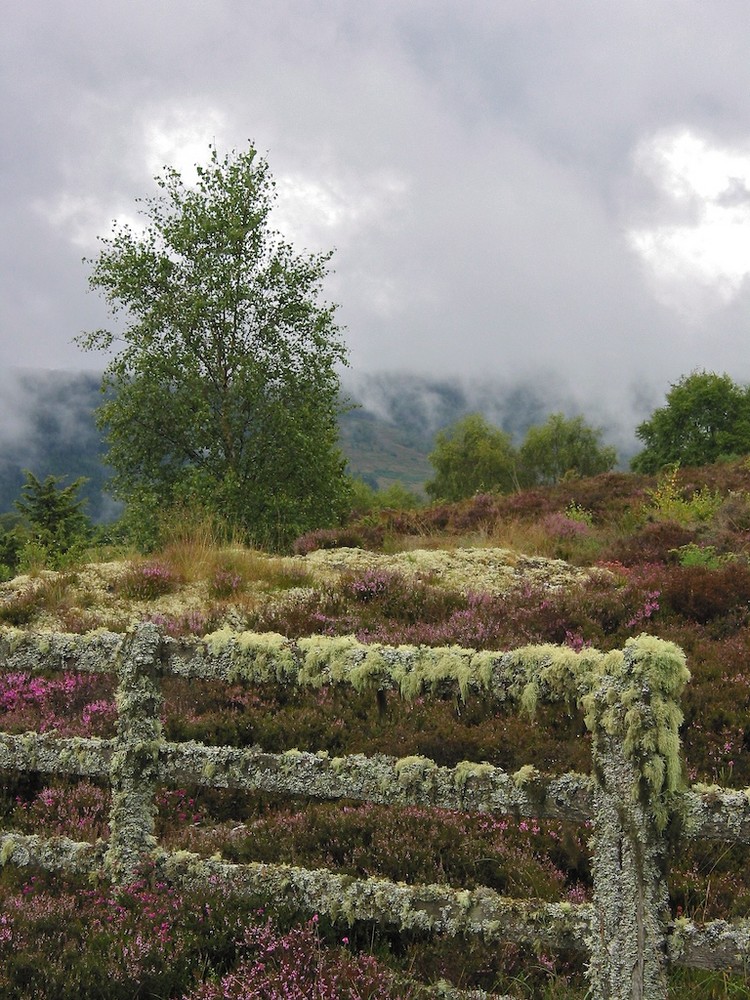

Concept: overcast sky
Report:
left=4, top=1, right=750, bottom=444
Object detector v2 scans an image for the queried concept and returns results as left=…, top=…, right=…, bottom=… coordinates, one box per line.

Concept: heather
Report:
left=2, top=460, right=750, bottom=995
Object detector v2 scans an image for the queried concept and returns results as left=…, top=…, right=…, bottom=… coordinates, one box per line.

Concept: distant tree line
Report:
left=422, top=370, right=750, bottom=503
left=424, top=412, right=617, bottom=502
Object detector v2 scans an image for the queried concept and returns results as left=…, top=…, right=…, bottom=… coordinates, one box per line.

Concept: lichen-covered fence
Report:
left=1, top=623, right=749, bottom=999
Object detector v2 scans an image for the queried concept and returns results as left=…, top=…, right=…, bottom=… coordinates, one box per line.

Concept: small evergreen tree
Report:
left=14, top=471, right=92, bottom=565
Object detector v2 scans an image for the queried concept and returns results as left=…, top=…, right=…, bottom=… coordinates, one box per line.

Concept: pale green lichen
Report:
left=298, top=634, right=363, bottom=686
left=0, top=620, right=707, bottom=999
left=204, top=625, right=235, bottom=656
left=390, top=645, right=475, bottom=701
left=454, top=761, right=496, bottom=791
left=232, top=631, right=297, bottom=682
left=394, top=756, right=438, bottom=785
left=512, top=764, right=540, bottom=788
left=0, top=835, right=19, bottom=866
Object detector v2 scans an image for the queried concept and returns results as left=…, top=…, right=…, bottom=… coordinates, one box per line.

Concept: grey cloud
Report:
left=717, top=178, right=750, bottom=207
left=3, top=1, right=750, bottom=450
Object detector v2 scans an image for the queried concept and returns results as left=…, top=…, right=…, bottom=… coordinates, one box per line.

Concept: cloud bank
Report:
left=3, top=1, right=750, bottom=446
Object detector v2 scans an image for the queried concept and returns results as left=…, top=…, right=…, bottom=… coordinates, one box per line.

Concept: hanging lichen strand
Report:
left=181, top=628, right=689, bottom=823
left=0, top=624, right=696, bottom=999
left=582, top=638, right=689, bottom=1000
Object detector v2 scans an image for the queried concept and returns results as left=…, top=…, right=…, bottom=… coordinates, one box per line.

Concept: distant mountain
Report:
left=338, top=407, right=432, bottom=492
left=0, top=369, right=635, bottom=520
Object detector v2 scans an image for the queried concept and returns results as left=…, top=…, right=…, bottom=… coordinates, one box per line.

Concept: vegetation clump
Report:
left=78, top=143, right=350, bottom=551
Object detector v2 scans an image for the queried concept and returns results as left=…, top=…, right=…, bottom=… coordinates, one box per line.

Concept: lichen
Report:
left=512, top=764, right=540, bottom=788
left=0, top=620, right=708, bottom=999
left=454, top=761, right=495, bottom=791
left=298, top=634, right=363, bottom=686
left=394, top=756, right=438, bottom=785
left=232, top=631, right=297, bottom=682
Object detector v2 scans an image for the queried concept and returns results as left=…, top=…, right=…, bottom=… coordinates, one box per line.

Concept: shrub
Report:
left=145, top=609, right=220, bottom=638
left=603, top=521, right=697, bottom=566
left=292, top=524, right=385, bottom=555
left=660, top=562, right=750, bottom=624
left=0, top=868, right=254, bottom=1000
left=9, top=780, right=110, bottom=841
left=447, top=492, right=501, bottom=531
left=116, top=560, right=178, bottom=599
left=0, top=669, right=116, bottom=737
left=671, top=543, right=733, bottom=569
left=541, top=512, right=591, bottom=540
left=644, top=464, right=723, bottom=525
left=208, top=566, right=243, bottom=599
left=186, top=916, right=415, bottom=1000
left=217, top=801, right=573, bottom=900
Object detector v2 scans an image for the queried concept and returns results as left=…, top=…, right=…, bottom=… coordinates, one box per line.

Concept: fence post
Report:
left=105, top=622, right=164, bottom=883
left=585, top=637, right=688, bottom=999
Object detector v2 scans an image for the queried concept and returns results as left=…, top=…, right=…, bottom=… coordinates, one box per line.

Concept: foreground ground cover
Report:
left=1, top=461, right=750, bottom=996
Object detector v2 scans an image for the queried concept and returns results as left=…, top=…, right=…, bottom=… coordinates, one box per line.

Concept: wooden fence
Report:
left=0, top=622, right=749, bottom=999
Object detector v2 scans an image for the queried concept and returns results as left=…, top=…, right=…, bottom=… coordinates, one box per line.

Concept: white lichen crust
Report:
left=681, top=785, right=750, bottom=842
left=105, top=623, right=163, bottom=880
left=1, top=622, right=749, bottom=997
left=0, top=831, right=105, bottom=873
left=156, top=848, right=594, bottom=948
left=667, top=916, right=750, bottom=972
left=0, top=732, right=113, bottom=777
left=0, top=626, right=121, bottom=673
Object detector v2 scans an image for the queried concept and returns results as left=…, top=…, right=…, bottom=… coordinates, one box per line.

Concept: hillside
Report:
left=1, top=462, right=749, bottom=997
left=0, top=368, right=640, bottom=517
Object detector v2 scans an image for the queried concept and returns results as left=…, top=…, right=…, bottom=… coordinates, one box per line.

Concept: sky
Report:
left=3, top=1, right=750, bottom=450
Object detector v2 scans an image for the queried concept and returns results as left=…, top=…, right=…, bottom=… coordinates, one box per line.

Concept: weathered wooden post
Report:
left=585, top=636, right=690, bottom=999
left=105, top=622, right=164, bottom=882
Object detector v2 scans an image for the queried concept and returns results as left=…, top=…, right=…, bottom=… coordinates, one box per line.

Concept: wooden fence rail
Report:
left=1, top=623, right=749, bottom=999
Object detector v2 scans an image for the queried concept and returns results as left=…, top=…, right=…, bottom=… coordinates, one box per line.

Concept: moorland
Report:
left=1, top=460, right=750, bottom=998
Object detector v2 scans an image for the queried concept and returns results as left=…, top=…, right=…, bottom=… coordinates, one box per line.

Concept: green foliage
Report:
left=79, top=144, right=350, bottom=551
left=564, top=501, right=593, bottom=526
left=0, top=514, right=23, bottom=580
left=349, top=478, right=423, bottom=514
left=643, top=464, right=724, bottom=526
left=671, top=543, right=732, bottom=569
left=10, top=471, right=92, bottom=569
left=519, top=413, right=617, bottom=486
left=425, top=413, right=517, bottom=501
left=632, top=370, right=750, bottom=473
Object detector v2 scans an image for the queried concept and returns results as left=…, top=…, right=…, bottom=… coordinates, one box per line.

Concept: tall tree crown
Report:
left=79, top=145, right=349, bottom=550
